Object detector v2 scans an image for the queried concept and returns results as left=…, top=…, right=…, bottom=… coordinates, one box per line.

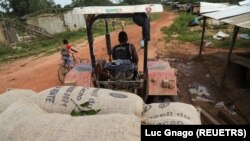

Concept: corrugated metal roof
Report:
left=200, top=2, right=229, bottom=13
left=221, top=13, right=250, bottom=24
left=203, top=5, right=250, bottom=20
left=221, top=13, right=250, bottom=29
left=201, top=3, right=250, bottom=29
left=238, top=21, right=250, bottom=29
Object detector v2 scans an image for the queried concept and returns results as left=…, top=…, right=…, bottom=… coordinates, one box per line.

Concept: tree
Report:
left=122, top=0, right=147, bottom=5
left=71, top=0, right=113, bottom=7
left=53, top=4, right=61, bottom=8
left=0, top=0, right=55, bottom=16
left=149, top=0, right=162, bottom=4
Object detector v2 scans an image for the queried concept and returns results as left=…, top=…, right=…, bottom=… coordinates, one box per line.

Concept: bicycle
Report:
left=58, top=53, right=77, bottom=83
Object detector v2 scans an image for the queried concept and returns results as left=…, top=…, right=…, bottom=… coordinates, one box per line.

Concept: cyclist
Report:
left=61, top=39, right=77, bottom=68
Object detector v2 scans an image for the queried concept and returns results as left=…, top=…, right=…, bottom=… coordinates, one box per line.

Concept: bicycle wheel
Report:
left=58, top=65, right=70, bottom=83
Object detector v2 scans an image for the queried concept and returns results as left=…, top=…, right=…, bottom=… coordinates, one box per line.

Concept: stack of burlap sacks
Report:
left=0, top=86, right=201, bottom=141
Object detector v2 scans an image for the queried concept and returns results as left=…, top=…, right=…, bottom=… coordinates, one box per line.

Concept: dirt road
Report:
left=0, top=12, right=175, bottom=93
left=1, top=11, right=249, bottom=123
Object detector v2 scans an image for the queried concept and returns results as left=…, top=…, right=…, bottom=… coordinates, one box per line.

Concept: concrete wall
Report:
left=63, top=11, right=86, bottom=31
left=38, top=14, right=66, bottom=34
left=27, top=10, right=86, bottom=34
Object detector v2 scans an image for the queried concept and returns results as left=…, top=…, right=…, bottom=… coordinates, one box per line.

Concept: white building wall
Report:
left=37, top=14, right=66, bottom=34
left=63, top=10, right=86, bottom=31
left=27, top=10, right=86, bottom=34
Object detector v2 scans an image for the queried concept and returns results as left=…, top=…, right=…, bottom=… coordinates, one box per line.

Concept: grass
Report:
left=213, top=38, right=250, bottom=49
left=162, top=13, right=250, bottom=48
left=0, top=30, right=86, bottom=63
left=204, top=24, right=250, bottom=48
left=161, top=13, right=200, bottom=43
left=149, top=13, right=161, bottom=21
left=204, top=27, right=250, bottom=48
left=0, top=24, right=106, bottom=63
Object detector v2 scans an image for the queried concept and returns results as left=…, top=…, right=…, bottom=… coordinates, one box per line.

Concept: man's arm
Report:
left=131, top=44, right=139, bottom=64
left=67, top=44, right=78, bottom=53
left=71, top=48, right=78, bottom=53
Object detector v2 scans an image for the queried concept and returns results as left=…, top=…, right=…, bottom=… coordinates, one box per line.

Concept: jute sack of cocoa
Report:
left=34, top=86, right=144, bottom=116
left=0, top=89, right=36, bottom=113
left=142, top=102, right=201, bottom=125
left=0, top=98, right=140, bottom=141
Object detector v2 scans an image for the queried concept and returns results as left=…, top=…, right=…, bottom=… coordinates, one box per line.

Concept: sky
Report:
left=54, top=0, right=72, bottom=7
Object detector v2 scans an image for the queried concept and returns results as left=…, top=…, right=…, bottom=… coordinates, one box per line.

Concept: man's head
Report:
left=118, top=31, right=128, bottom=43
left=63, top=39, right=68, bottom=45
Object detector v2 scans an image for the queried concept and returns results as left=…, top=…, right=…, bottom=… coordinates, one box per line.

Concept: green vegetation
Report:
left=0, top=30, right=84, bottom=62
left=0, top=0, right=56, bottom=16
left=205, top=26, right=250, bottom=48
left=0, top=24, right=106, bottom=63
left=70, top=0, right=113, bottom=7
left=162, top=13, right=200, bottom=43
left=150, top=13, right=161, bottom=21
left=71, top=101, right=101, bottom=116
left=162, top=13, right=250, bottom=48
left=213, top=37, right=250, bottom=49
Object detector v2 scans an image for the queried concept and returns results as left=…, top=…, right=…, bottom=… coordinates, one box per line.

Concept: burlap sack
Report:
left=142, top=102, right=201, bottom=125
left=34, top=86, right=144, bottom=116
left=0, top=98, right=140, bottom=141
left=0, top=89, right=36, bottom=113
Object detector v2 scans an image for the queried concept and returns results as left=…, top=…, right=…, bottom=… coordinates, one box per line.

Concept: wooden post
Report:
left=221, top=26, right=239, bottom=85
left=200, top=108, right=221, bottom=125
left=199, top=16, right=206, bottom=55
